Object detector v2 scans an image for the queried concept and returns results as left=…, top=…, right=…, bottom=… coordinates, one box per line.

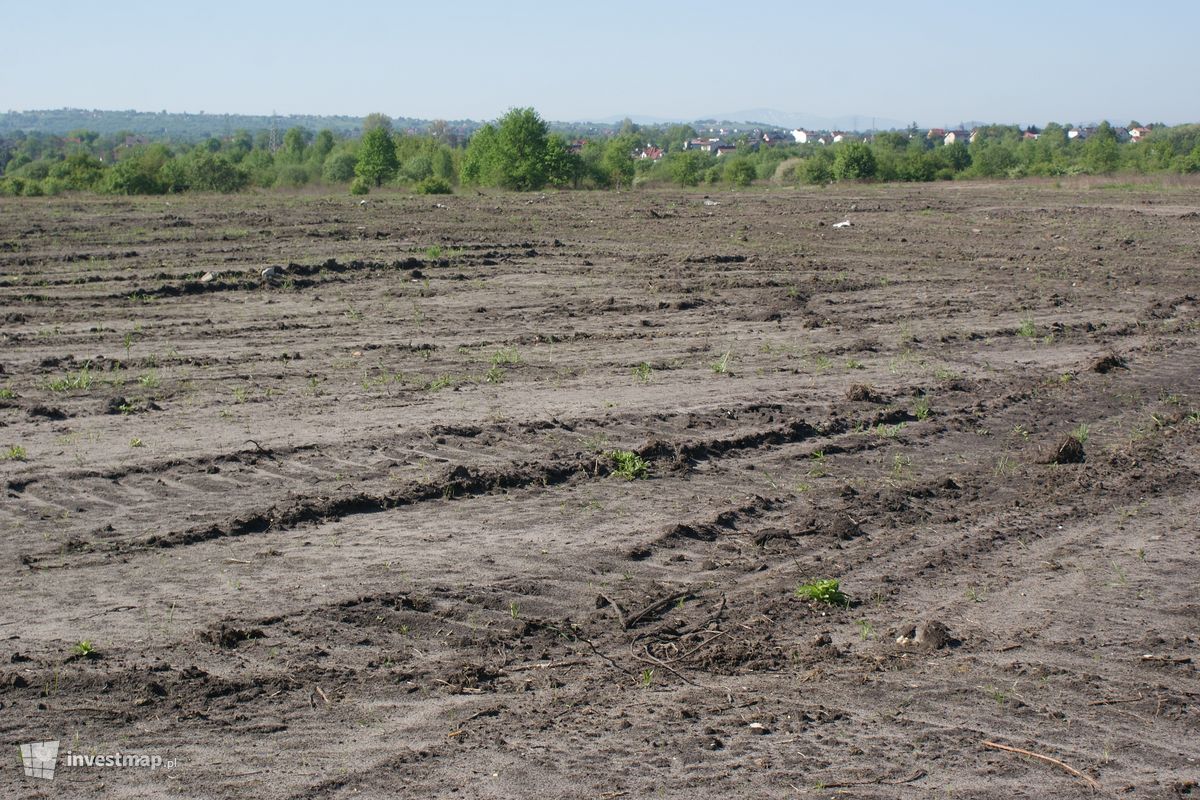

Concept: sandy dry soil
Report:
left=1, top=181, right=1199, bottom=799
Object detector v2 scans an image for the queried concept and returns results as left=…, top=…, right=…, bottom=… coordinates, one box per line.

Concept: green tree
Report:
left=493, top=107, right=551, bottom=190
left=461, top=123, right=498, bottom=185
left=602, top=133, right=639, bottom=188
left=833, top=142, right=877, bottom=180
left=1083, top=121, right=1120, bottom=174
left=311, top=129, right=335, bottom=163
left=362, top=113, right=393, bottom=133
left=543, top=134, right=580, bottom=187
left=355, top=127, right=398, bottom=186
left=724, top=156, right=757, bottom=187
left=665, top=150, right=712, bottom=186
left=188, top=152, right=250, bottom=192
left=48, top=150, right=105, bottom=190
left=280, top=127, right=311, bottom=163
left=462, top=107, right=553, bottom=190
left=322, top=150, right=357, bottom=182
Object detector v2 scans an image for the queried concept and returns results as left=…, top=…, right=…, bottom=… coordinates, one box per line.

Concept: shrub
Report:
left=350, top=177, right=370, bottom=195
left=414, top=176, right=453, bottom=195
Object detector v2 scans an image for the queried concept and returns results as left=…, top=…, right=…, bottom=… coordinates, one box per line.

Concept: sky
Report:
left=3, top=0, right=1197, bottom=126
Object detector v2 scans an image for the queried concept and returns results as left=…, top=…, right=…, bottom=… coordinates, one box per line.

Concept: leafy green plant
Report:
left=138, top=371, right=160, bottom=389
left=795, top=578, right=849, bottom=607
left=71, top=640, right=96, bottom=659
left=0, top=385, right=18, bottom=400
left=913, top=396, right=931, bottom=420
left=484, top=366, right=504, bottom=384
left=46, top=365, right=94, bottom=393
left=890, top=453, right=912, bottom=479
left=606, top=449, right=649, bottom=480
left=129, top=437, right=144, bottom=448
left=232, top=387, right=248, bottom=403
left=640, top=668, right=655, bottom=688
left=1017, top=319, right=1037, bottom=338
left=632, top=362, right=653, bottom=383
left=1071, top=423, right=1090, bottom=444
left=2, top=445, right=28, bottom=461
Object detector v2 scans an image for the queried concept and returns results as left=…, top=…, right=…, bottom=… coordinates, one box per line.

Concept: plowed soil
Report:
left=2, top=181, right=1199, bottom=799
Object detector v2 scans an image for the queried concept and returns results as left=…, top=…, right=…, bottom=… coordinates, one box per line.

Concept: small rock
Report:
left=199, top=271, right=215, bottom=283
left=261, top=266, right=283, bottom=281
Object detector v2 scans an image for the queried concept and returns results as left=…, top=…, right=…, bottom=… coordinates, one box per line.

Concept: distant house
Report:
left=684, top=138, right=724, bottom=154
left=1129, top=126, right=1152, bottom=141
left=1067, top=128, right=1085, bottom=140
left=715, top=145, right=738, bottom=157
left=944, top=130, right=970, bottom=145
left=567, top=139, right=587, bottom=155
left=791, top=129, right=812, bottom=144
left=926, top=128, right=946, bottom=141
left=1022, top=127, right=1040, bottom=141
left=638, top=145, right=664, bottom=161
left=831, top=131, right=847, bottom=143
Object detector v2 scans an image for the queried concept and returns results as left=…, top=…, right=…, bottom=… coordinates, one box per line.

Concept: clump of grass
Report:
left=490, top=347, right=521, bottom=366
left=1017, top=319, right=1037, bottom=338
left=795, top=578, right=849, bottom=607
left=1071, top=423, right=1090, bottom=444
left=606, top=449, right=649, bottom=480
left=46, top=365, right=94, bottom=393
left=2, top=445, right=28, bottom=461
left=484, top=366, right=504, bottom=384
left=0, top=386, right=17, bottom=400
left=129, top=437, right=144, bottom=448
left=913, top=396, right=931, bottom=420
left=427, top=374, right=455, bottom=391
left=632, top=362, right=653, bottom=383
left=711, top=349, right=732, bottom=374
left=874, top=422, right=906, bottom=439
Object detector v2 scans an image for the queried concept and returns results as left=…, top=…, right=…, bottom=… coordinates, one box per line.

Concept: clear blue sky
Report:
left=4, top=0, right=1196, bottom=126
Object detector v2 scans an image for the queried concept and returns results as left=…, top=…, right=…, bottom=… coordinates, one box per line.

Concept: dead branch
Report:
left=982, top=740, right=1100, bottom=791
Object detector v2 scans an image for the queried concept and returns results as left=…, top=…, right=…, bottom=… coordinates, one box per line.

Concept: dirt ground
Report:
left=1, top=180, right=1198, bottom=799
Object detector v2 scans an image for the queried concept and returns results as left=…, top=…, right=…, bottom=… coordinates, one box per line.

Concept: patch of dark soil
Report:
left=201, top=625, right=265, bottom=648
left=27, top=405, right=68, bottom=420
left=1041, top=435, right=1085, bottom=464
left=1092, top=352, right=1128, bottom=373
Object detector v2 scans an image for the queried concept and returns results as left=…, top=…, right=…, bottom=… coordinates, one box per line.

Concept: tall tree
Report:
left=355, top=127, right=398, bottom=186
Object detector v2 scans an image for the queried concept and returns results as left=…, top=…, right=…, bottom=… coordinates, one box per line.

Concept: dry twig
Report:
left=982, top=740, right=1100, bottom=791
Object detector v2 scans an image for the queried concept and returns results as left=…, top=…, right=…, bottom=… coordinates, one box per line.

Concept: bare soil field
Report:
left=1, top=181, right=1198, bottom=799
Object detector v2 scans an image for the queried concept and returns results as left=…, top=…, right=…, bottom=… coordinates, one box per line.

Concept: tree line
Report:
left=2, top=108, right=1198, bottom=198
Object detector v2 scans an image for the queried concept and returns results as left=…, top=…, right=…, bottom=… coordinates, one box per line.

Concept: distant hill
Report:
left=0, top=109, right=371, bottom=139
left=706, top=108, right=908, bottom=131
